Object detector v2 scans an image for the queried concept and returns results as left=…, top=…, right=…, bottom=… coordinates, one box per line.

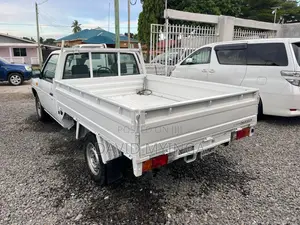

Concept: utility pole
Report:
left=35, top=2, right=43, bottom=68
left=272, top=6, right=281, bottom=24
left=114, top=0, right=120, bottom=48
left=128, top=0, right=131, bottom=48
left=108, top=2, right=111, bottom=32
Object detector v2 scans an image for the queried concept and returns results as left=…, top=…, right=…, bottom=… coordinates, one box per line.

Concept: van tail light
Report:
left=142, top=155, right=168, bottom=173
left=232, top=127, right=254, bottom=141
left=281, top=71, right=300, bottom=86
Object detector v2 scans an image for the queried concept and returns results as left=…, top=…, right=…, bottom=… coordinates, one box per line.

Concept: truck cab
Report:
left=32, top=47, right=144, bottom=123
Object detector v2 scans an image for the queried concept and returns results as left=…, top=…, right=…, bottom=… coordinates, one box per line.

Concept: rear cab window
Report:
left=63, top=52, right=140, bottom=79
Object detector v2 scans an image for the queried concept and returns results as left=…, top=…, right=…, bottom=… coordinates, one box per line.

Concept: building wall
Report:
left=0, top=47, right=38, bottom=64
left=0, top=35, right=30, bottom=44
left=0, top=47, right=10, bottom=58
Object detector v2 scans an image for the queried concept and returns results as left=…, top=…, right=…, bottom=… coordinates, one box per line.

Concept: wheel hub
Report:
left=86, top=143, right=100, bottom=175
left=10, top=75, right=21, bottom=85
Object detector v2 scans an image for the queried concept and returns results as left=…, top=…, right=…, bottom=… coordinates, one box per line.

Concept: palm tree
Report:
left=71, top=20, right=82, bottom=33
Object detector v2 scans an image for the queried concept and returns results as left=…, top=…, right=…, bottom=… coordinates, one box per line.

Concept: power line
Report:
left=0, top=23, right=137, bottom=29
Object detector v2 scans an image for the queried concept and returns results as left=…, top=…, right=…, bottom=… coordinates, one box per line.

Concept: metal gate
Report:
left=147, top=23, right=219, bottom=75
left=234, top=28, right=277, bottom=40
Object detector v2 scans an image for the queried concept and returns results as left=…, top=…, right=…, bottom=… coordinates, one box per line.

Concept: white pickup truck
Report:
left=31, top=46, right=259, bottom=185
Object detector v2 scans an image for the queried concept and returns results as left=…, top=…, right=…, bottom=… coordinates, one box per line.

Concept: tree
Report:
left=138, top=0, right=164, bottom=61
left=240, top=0, right=300, bottom=23
left=43, top=38, right=56, bottom=45
left=39, top=37, right=44, bottom=44
left=71, top=20, right=82, bottom=33
left=30, top=37, right=36, bottom=42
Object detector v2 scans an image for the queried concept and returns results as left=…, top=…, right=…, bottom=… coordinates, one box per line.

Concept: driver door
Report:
left=38, top=54, right=59, bottom=119
left=171, top=47, right=212, bottom=81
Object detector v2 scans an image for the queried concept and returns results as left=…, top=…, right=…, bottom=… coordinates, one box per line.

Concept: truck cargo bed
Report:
left=55, top=74, right=259, bottom=176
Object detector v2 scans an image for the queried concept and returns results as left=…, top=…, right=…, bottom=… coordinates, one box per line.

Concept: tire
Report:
left=35, top=95, right=48, bottom=121
left=258, top=98, right=264, bottom=120
left=84, top=133, right=106, bottom=185
left=8, top=73, right=23, bottom=86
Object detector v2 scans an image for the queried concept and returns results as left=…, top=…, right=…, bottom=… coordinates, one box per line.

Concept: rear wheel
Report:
left=84, top=133, right=106, bottom=185
left=258, top=98, right=264, bottom=120
left=8, top=73, right=23, bottom=86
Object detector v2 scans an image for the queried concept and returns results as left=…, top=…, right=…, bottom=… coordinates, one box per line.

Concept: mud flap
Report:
left=106, top=157, right=124, bottom=184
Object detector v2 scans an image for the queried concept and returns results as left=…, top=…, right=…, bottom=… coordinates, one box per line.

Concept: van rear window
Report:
left=292, top=42, right=300, bottom=66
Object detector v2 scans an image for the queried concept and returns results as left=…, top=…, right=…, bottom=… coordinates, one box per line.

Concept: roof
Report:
left=56, top=28, right=138, bottom=44
left=0, top=43, right=38, bottom=47
left=0, top=33, right=36, bottom=44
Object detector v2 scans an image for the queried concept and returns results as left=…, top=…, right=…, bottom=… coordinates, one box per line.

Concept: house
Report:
left=56, top=27, right=139, bottom=48
left=0, top=33, right=39, bottom=65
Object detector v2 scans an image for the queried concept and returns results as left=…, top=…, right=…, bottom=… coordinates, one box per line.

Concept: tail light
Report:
left=232, top=127, right=254, bottom=141
left=281, top=71, right=300, bottom=86
left=142, top=155, right=168, bottom=173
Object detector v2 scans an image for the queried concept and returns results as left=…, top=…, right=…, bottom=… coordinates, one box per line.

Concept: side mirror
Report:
left=32, top=69, right=41, bottom=79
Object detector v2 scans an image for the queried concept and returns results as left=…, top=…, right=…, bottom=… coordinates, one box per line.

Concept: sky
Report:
left=0, top=0, right=142, bottom=40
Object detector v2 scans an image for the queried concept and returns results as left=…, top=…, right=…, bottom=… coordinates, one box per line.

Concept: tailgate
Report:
left=138, top=91, right=258, bottom=160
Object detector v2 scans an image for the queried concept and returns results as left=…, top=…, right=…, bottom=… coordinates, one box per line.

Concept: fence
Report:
left=148, top=24, right=219, bottom=75
left=233, top=28, right=277, bottom=40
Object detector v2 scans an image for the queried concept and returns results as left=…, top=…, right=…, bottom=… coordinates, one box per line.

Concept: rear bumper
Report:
left=263, top=93, right=300, bottom=117
left=132, top=115, right=257, bottom=177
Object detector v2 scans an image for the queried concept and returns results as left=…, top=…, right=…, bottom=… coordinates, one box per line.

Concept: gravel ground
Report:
left=0, top=83, right=300, bottom=225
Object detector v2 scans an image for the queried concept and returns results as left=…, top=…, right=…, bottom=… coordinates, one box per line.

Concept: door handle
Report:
left=209, top=69, right=215, bottom=73
left=49, top=93, right=53, bottom=96
left=202, top=69, right=207, bottom=73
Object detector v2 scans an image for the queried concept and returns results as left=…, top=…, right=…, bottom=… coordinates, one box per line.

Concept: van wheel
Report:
left=258, top=99, right=264, bottom=120
left=35, top=95, right=48, bottom=121
left=9, top=73, right=23, bottom=86
left=84, top=133, right=106, bottom=185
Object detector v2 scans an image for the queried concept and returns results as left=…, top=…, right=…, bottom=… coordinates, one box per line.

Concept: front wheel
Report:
left=8, top=73, right=23, bottom=86
left=35, top=95, right=48, bottom=121
left=84, top=133, right=106, bottom=185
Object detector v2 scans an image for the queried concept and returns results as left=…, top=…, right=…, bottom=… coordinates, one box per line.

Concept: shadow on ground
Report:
left=263, top=115, right=300, bottom=126
left=43, top=132, right=255, bottom=224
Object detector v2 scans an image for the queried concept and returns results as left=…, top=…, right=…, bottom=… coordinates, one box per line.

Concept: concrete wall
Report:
left=279, top=23, right=300, bottom=38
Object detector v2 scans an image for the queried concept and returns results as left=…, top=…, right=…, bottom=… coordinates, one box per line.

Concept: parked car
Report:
left=151, top=48, right=193, bottom=66
left=172, top=38, right=300, bottom=117
left=0, top=57, right=32, bottom=85
left=31, top=46, right=258, bottom=185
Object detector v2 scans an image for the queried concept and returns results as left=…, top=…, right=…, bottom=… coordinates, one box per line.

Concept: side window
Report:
left=92, top=53, right=118, bottom=77
left=181, top=47, right=211, bottom=65
left=120, top=53, right=140, bottom=75
left=63, top=53, right=90, bottom=79
left=215, top=44, right=246, bottom=65
left=247, top=43, right=288, bottom=66
left=42, top=54, right=59, bottom=81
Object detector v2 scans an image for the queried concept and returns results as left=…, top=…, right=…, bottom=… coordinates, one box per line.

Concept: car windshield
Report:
left=0, top=57, right=10, bottom=64
left=292, top=42, right=300, bottom=66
